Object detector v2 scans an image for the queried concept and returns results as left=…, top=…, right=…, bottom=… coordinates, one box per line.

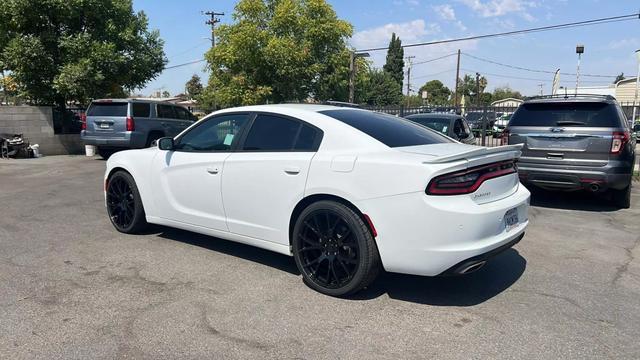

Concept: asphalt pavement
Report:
left=0, top=155, right=638, bottom=359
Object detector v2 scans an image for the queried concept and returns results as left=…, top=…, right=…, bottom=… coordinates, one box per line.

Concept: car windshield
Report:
left=320, top=109, right=452, bottom=147
left=510, top=102, right=620, bottom=127
left=87, top=102, right=128, bottom=117
left=406, top=116, right=451, bottom=135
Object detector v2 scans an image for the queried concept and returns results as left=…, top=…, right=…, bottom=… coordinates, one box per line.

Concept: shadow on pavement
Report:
left=150, top=225, right=526, bottom=306
left=354, top=249, right=526, bottom=306
left=154, top=226, right=300, bottom=276
left=528, top=187, right=620, bottom=212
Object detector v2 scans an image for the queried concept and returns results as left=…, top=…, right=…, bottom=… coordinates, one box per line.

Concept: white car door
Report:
left=151, top=113, right=251, bottom=231
left=222, top=113, right=322, bottom=245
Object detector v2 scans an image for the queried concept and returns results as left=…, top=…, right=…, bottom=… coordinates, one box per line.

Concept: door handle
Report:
left=206, top=166, right=220, bottom=174
left=284, top=166, right=300, bottom=175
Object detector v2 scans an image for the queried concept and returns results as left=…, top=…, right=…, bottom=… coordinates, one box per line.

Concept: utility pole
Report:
left=204, top=11, right=224, bottom=48
left=203, top=10, right=224, bottom=110
left=475, top=72, right=480, bottom=106
left=405, top=55, right=415, bottom=108
left=454, top=49, right=461, bottom=107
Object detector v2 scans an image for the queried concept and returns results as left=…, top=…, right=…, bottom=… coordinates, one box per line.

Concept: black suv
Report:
left=504, top=95, right=634, bottom=208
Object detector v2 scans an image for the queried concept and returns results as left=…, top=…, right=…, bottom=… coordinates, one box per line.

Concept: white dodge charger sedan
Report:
left=104, top=104, right=530, bottom=296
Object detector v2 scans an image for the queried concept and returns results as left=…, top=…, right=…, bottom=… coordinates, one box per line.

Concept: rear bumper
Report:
left=81, top=131, right=146, bottom=149
left=355, top=184, right=530, bottom=276
left=518, top=160, right=632, bottom=191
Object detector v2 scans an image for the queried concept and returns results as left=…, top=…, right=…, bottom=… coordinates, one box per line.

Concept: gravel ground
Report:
left=0, top=155, right=638, bottom=359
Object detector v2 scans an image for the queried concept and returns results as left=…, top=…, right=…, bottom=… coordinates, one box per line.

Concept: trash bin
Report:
left=85, top=145, right=96, bottom=157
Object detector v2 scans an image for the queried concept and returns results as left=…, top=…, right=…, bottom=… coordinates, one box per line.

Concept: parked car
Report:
left=504, top=95, right=634, bottom=208
left=104, top=105, right=530, bottom=296
left=633, top=123, right=640, bottom=142
left=404, top=113, right=476, bottom=145
left=465, top=111, right=496, bottom=136
left=81, top=99, right=197, bottom=159
left=492, top=113, right=512, bottom=138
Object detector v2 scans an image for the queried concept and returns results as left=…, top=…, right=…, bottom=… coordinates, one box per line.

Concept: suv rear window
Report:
left=87, top=102, right=127, bottom=117
left=320, top=109, right=452, bottom=147
left=510, top=102, right=621, bottom=127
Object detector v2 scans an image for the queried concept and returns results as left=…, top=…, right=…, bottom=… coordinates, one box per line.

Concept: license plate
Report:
left=99, top=123, right=110, bottom=129
left=504, top=208, right=519, bottom=231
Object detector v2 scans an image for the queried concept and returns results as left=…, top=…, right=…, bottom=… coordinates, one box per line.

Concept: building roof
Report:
left=491, top=98, right=524, bottom=106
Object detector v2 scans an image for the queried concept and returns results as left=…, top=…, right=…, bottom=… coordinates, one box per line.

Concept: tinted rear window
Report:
left=510, top=102, right=621, bottom=127
left=320, top=109, right=452, bottom=147
left=87, top=102, right=127, bottom=117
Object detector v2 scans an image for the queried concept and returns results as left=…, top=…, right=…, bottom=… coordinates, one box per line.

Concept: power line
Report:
left=164, top=59, right=206, bottom=70
left=412, top=52, right=457, bottom=66
left=458, top=67, right=609, bottom=83
left=168, top=40, right=210, bottom=60
left=356, top=13, right=639, bottom=52
left=461, top=52, right=616, bottom=78
left=412, top=68, right=457, bottom=80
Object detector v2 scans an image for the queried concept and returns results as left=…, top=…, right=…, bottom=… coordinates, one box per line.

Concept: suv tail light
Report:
left=426, top=161, right=517, bottom=196
left=126, top=116, right=135, bottom=132
left=500, top=129, right=509, bottom=145
left=80, top=113, right=87, bottom=130
left=611, top=131, right=629, bottom=154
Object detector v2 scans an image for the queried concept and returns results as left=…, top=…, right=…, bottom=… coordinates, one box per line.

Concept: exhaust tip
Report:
left=589, top=183, right=600, bottom=192
left=458, top=260, right=487, bottom=275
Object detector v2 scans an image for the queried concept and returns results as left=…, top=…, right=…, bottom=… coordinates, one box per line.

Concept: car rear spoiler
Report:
left=422, top=144, right=523, bottom=164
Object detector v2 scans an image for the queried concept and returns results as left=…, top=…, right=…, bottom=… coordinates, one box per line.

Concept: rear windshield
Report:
left=510, top=102, right=621, bottom=127
left=405, top=116, right=451, bottom=134
left=87, top=102, right=128, bottom=117
left=320, top=109, right=452, bottom=147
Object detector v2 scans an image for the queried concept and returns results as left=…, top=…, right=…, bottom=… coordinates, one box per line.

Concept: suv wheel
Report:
left=98, top=148, right=115, bottom=159
left=612, top=184, right=631, bottom=209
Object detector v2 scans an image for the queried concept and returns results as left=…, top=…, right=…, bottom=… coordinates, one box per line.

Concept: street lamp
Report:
left=348, top=52, right=370, bottom=103
left=575, top=44, right=584, bottom=96
left=633, top=49, right=640, bottom=124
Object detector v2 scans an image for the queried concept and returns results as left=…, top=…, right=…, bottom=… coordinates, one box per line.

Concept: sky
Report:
left=133, top=0, right=640, bottom=97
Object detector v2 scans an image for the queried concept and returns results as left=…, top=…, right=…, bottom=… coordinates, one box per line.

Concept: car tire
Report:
left=292, top=200, right=381, bottom=297
left=97, top=148, right=115, bottom=159
left=106, top=171, right=148, bottom=233
left=612, top=184, right=631, bottom=209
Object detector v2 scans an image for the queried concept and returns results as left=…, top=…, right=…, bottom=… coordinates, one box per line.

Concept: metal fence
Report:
left=364, top=102, right=640, bottom=148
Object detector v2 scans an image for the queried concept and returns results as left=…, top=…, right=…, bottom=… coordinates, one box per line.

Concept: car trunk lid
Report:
left=86, top=101, right=129, bottom=136
left=399, top=143, right=522, bottom=204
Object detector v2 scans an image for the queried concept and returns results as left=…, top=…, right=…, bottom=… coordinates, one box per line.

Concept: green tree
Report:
left=200, top=0, right=353, bottom=108
left=357, top=68, right=403, bottom=106
left=614, top=72, right=625, bottom=84
left=161, top=90, right=171, bottom=98
left=382, top=33, right=404, bottom=100
left=185, top=74, right=203, bottom=99
left=457, top=74, right=487, bottom=105
left=0, top=0, right=166, bottom=109
left=492, top=86, right=523, bottom=101
left=418, top=80, right=451, bottom=105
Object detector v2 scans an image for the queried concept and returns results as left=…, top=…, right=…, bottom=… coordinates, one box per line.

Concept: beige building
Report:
left=614, top=78, right=640, bottom=103
left=491, top=98, right=524, bottom=108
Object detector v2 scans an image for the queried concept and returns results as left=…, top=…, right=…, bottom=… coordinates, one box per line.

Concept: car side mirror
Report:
left=158, top=137, right=174, bottom=151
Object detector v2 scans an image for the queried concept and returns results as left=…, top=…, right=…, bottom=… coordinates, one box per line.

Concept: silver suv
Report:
left=504, top=95, right=634, bottom=208
left=81, top=99, right=197, bottom=158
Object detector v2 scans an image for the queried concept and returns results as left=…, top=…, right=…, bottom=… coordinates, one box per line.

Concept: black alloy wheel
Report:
left=106, top=171, right=147, bottom=233
left=292, top=200, right=380, bottom=296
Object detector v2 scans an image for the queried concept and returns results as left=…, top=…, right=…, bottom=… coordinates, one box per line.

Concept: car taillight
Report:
left=80, top=113, right=87, bottom=130
left=126, top=116, right=135, bottom=131
left=426, top=161, right=517, bottom=196
left=611, top=131, right=629, bottom=154
left=501, top=129, right=509, bottom=145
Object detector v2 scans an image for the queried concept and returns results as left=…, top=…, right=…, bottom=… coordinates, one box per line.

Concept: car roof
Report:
left=91, top=98, right=182, bottom=105
left=214, top=103, right=365, bottom=115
